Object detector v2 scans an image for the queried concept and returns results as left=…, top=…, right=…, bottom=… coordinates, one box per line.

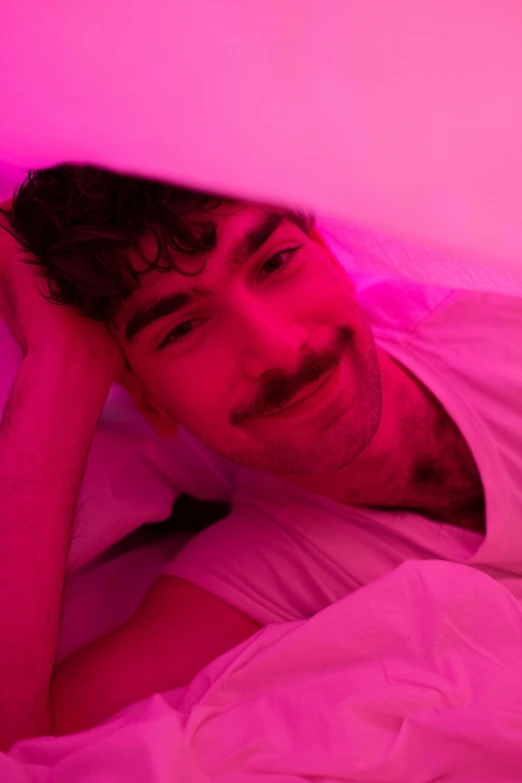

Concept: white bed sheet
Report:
left=5, top=560, right=522, bottom=782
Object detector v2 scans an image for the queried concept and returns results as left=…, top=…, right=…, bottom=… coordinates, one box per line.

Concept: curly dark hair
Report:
left=0, top=164, right=233, bottom=321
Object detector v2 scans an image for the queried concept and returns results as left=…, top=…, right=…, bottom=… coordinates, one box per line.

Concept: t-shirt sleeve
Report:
left=160, top=482, right=358, bottom=625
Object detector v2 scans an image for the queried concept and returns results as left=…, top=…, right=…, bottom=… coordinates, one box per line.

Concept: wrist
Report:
left=25, top=345, right=113, bottom=401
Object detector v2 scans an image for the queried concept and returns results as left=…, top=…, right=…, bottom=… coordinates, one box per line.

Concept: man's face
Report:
left=114, top=204, right=382, bottom=476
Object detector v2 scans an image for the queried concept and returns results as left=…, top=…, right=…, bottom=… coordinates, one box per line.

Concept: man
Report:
left=1, top=165, right=521, bottom=748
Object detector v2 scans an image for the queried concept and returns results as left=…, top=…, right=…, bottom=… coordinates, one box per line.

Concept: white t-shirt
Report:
left=163, top=276, right=522, bottom=624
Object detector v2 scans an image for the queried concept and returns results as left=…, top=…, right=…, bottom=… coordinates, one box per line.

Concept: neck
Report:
left=281, top=350, right=485, bottom=529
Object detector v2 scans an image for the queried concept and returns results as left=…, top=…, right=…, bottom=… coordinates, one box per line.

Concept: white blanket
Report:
left=5, top=560, right=522, bottom=782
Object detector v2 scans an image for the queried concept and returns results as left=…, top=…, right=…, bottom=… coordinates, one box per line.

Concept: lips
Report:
left=263, top=367, right=338, bottom=419
left=286, top=375, right=329, bottom=407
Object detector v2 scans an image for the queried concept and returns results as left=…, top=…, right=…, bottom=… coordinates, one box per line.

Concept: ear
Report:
left=121, top=367, right=179, bottom=439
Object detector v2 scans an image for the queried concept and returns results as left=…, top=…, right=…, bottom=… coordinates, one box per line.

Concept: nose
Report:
left=233, top=296, right=308, bottom=381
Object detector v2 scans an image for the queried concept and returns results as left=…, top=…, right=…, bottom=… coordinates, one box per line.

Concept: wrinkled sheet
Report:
left=4, top=560, right=522, bottom=782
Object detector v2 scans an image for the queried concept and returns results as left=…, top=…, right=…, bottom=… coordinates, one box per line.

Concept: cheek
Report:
left=292, top=269, right=355, bottom=322
left=152, top=346, right=237, bottom=424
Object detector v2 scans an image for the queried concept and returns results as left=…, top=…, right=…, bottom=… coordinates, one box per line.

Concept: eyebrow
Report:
left=124, top=210, right=288, bottom=343
left=226, top=210, right=285, bottom=274
left=125, top=287, right=211, bottom=343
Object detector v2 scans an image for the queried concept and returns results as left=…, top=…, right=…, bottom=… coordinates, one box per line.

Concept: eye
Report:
left=259, top=246, right=300, bottom=280
left=158, top=319, right=202, bottom=350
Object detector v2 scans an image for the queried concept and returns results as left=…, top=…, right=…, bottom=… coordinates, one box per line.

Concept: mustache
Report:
left=231, top=326, right=352, bottom=425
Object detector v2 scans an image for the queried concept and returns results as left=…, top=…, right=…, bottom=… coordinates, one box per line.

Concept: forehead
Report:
left=130, top=203, right=279, bottom=278
left=116, top=203, right=300, bottom=324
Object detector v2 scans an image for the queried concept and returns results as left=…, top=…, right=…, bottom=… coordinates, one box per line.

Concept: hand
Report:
left=0, top=201, right=125, bottom=383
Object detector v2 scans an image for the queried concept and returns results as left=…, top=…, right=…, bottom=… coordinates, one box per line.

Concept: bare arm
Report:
left=0, top=208, right=124, bottom=750
left=0, top=347, right=258, bottom=745
left=0, top=347, right=111, bottom=750
left=0, top=214, right=260, bottom=745
left=51, top=576, right=261, bottom=735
